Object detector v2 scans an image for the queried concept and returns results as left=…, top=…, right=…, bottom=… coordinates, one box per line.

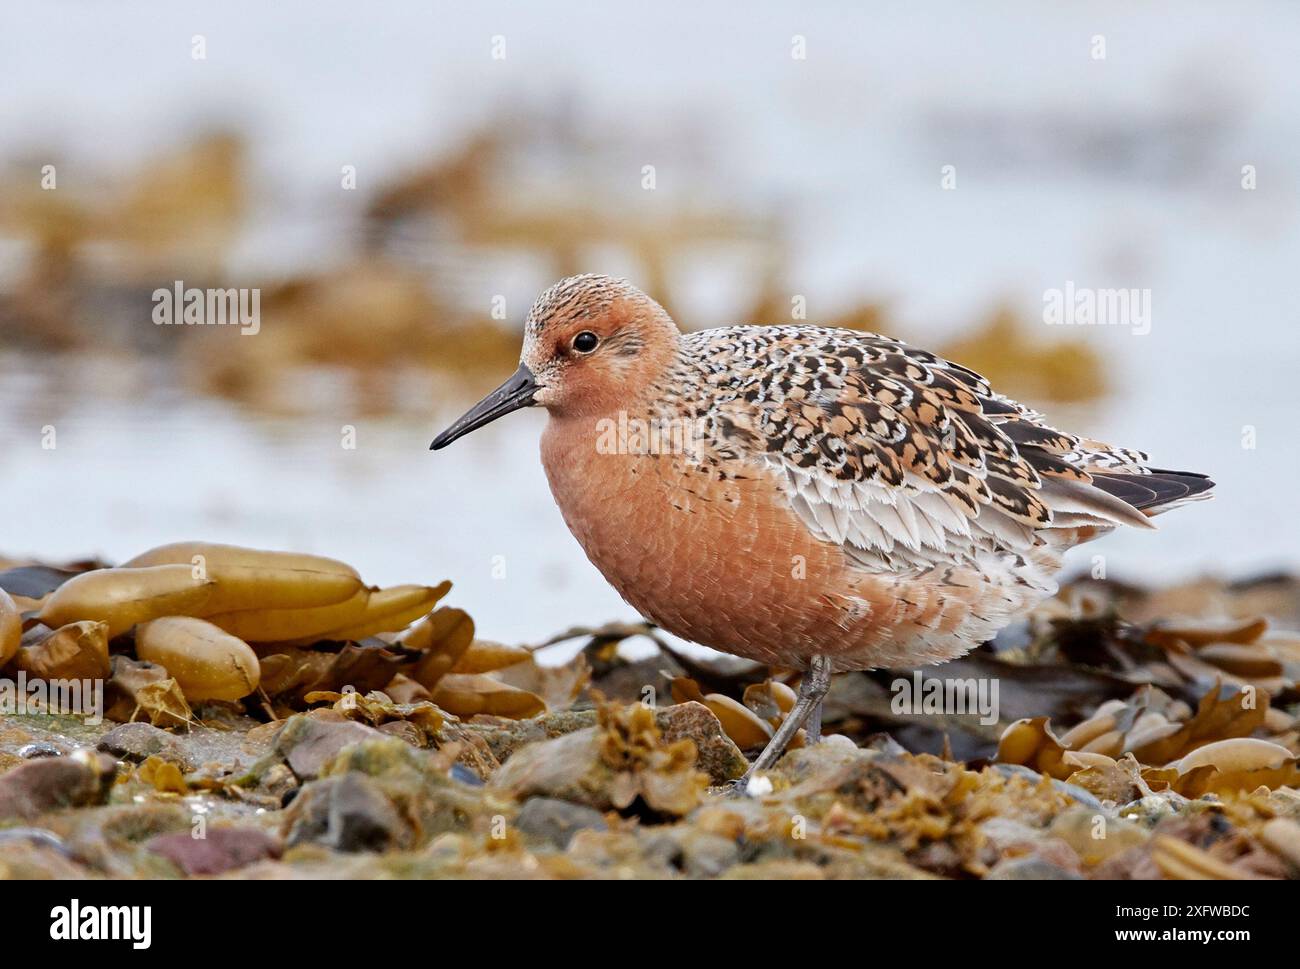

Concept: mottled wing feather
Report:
left=685, top=325, right=1178, bottom=576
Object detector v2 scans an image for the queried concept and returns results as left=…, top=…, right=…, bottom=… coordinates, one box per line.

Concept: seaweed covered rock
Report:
left=490, top=701, right=709, bottom=816
left=464, top=702, right=747, bottom=785
left=283, top=737, right=499, bottom=853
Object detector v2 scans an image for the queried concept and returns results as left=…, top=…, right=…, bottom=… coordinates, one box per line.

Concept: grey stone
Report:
left=146, top=827, right=280, bottom=875
left=465, top=702, right=748, bottom=785
left=986, top=856, right=1083, bottom=880
left=643, top=828, right=741, bottom=878
left=285, top=771, right=410, bottom=853
left=991, top=762, right=1104, bottom=810
left=0, top=755, right=115, bottom=821
left=273, top=714, right=388, bottom=781
left=515, top=796, right=608, bottom=848
left=655, top=702, right=749, bottom=784
left=98, top=722, right=192, bottom=768
left=17, top=742, right=66, bottom=759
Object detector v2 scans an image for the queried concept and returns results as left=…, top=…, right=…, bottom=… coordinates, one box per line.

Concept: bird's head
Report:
left=431, top=274, right=679, bottom=449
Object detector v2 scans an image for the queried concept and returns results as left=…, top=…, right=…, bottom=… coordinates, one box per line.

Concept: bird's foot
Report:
left=723, top=770, right=775, bottom=799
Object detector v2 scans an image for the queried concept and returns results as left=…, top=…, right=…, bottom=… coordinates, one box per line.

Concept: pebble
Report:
left=1049, top=806, right=1149, bottom=866
left=146, top=827, right=281, bottom=875
left=273, top=714, right=390, bottom=781
left=1260, top=817, right=1300, bottom=869
left=468, top=702, right=748, bottom=786
left=991, top=763, right=1105, bottom=810
left=17, top=743, right=65, bottom=760
left=986, top=856, right=1083, bottom=880
left=285, top=771, right=411, bottom=853
left=450, top=763, right=485, bottom=787
left=97, top=722, right=193, bottom=769
left=642, top=828, right=741, bottom=878
left=515, top=796, right=608, bottom=849
left=0, top=826, right=76, bottom=858
left=0, top=755, right=116, bottom=821
left=820, top=734, right=859, bottom=752
left=654, top=702, right=749, bottom=784
left=744, top=775, right=773, bottom=797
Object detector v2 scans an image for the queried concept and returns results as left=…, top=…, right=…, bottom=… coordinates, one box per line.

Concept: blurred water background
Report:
left=1, top=2, right=1297, bottom=644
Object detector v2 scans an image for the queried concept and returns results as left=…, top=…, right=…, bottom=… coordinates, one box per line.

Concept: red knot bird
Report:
left=431, top=274, right=1214, bottom=786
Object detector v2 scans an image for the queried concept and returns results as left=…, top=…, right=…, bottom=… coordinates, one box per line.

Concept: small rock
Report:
left=1117, top=792, right=1189, bottom=824
left=642, top=827, right=740, bottom=877
left=463, top=709, right=598, bottom=763
left=376, top=720, right=425, bottom=748
left=434, top=725, right=499, bottom=781
left=769, top=737, right=882, bottom=793
left=862, top=733, right=910, bottom=756
left=979, top=817, right=1048, bottom=854
left=976, top=817, right=1084, bottom=874
left=489, top=708, right=708, bottom=816
left=0, top=840, right=91, bottom=879
left=721, top=859, right=826, bottom=880
left=97, top=722, right=193, bottom=769
left=1065, top=757, right=1143, bottom=806
left=488, top=727, right=607, bottom=807
left=450, top=763, right=485, bottom=787
left=0, top=755, right=116, bottom=821
left=820, top=734, right=859, bottom=752
left=515, top=796, right=608, bottom=849
left=655, top=702, right=749, bottom=784
left=146, top=827, right=281, bottom=875
left=1260, top=817, right=1300, bottom=869
left=285, top=771, right=411, bottom=853
left=274, top=714, right=389, bottom=781
left=1049, top=806, right=1149, bottom=866
left=744, top=774, right=773, bottom=797
left=991, top=763, right=1104, bottom=809
left=17, top=742, right=65, bottom=759
left=566, top=828, right=676, bottom=877
left=258, top=763, right=299, bottom=803
left=0, top=827, right=75, bottom=858
left=325, top=773, right=407, bottom=852
left=465, top=702, right=749, bottom=785
left=909, top=840, right=967, bottom=875
left=691, top=800, right=771, bottom=840
left=1053, top=780, right=1105, bottom=811
left=314, top=737, right=496, bottom=840
left=986, top=856, right=1083, bottom=880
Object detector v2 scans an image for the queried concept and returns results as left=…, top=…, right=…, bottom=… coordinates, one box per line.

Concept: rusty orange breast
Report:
left=538, top=411, right=921, bottom=670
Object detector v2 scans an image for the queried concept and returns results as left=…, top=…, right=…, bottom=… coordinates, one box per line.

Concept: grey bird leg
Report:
left=738, top=655, right=833, bottom=790
left=805, top=693, right=824, bottom=746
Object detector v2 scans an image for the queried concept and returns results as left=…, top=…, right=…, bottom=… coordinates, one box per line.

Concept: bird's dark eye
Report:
left=572, top=331, right=599, bottom=353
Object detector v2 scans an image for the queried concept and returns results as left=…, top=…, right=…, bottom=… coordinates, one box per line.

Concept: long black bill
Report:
left=430, top=363, right=539, bottom=450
